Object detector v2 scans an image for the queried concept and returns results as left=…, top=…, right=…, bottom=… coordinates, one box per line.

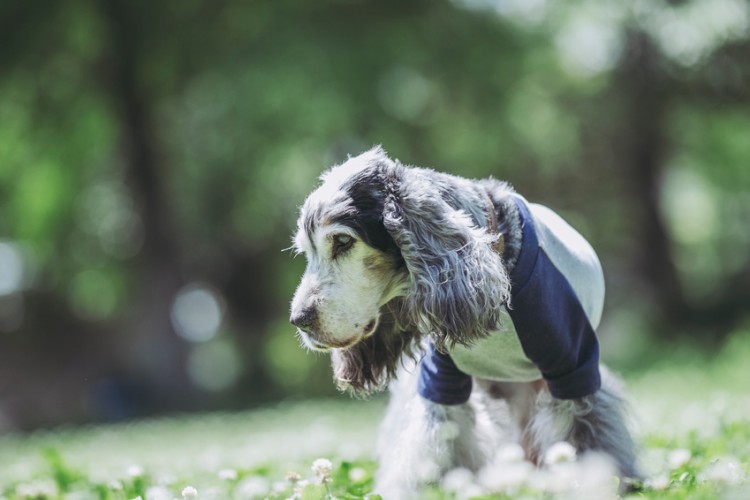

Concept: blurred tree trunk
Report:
left=616, top=29, right=750, bottom=340
left=98, top=0, right=194, bottom=410
left=616, top=30, right=686, bottom=320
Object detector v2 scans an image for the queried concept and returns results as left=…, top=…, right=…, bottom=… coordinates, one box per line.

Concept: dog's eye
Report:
left=332, top=234, right=355, bottom=257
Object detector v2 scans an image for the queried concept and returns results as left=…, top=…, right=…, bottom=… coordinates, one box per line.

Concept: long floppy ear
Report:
left=382, top=165, right=510, bottom=348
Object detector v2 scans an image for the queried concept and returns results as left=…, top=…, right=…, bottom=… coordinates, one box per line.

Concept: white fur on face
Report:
left=291, top=222, right=404, bottom=351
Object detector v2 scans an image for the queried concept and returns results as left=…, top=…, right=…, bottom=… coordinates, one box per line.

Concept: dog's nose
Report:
left=290, top=307, right=317, bottom=332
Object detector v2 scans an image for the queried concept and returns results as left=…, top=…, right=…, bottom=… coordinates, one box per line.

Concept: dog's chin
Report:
left=301, top=336, right=333, bottom=352
left=299, top=316, right=381, bottom=352
left=300, top=331, right=365, bottom=352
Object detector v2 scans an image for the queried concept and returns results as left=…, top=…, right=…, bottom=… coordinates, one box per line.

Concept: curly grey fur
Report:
left=376, top=364, right=499, bottom=499
left=524, top=368, right=640, bottom=479
left=382, top=162, right=512, bottom=349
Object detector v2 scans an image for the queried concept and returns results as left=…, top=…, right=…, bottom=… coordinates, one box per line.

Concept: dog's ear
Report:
left=382, top=165, right=510, bottom=347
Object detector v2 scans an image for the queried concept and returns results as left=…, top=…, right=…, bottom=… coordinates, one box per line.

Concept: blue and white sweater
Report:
left=418, top=195, right=605, bottom=403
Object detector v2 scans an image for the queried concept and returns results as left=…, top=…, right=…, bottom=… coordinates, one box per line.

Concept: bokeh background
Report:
left=1, top=0, right=749, bottom=433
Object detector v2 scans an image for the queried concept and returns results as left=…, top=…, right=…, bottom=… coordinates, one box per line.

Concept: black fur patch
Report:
left=334, top=171, right=401, bottom=259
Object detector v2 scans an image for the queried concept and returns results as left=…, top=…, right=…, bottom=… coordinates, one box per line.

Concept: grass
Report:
left=1, top=330, right=750, bottom=499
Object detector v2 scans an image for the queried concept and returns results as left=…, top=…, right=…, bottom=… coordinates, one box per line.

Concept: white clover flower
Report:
left=496, top=443, right=525, bottom=464
left=156, top=474, right=175, bottom=486
left=131, top=497, right=143, bottom=500
left=441, top=467, right=475, bottom=493
left=701, top=457, right=744, bottom=485
left=536, top=462, right=579, bottom=494
left=645, top=474, right=670, bottom=490
left=478, top=461, right=533, bottom=492
left=271, top=481, right=289, bottom=494
left=286, top=471, right=302, bottom=483
left=457, top=484, right=484, bottom=500
left=574, top=452, right=619, bottom=499
left=181, top=486, right=198, bottom=499
left=127, top=465, right=145, bottom=478
left=667, top=448, right=691, bottom=469
left=218, top=468, right=238, bottom=481
left=292, top=479, right=310, bottom=496
left=15, top=481, right=58, bottom=499
left=145, top=485, right=173, bottom=500
left=543, top=441, right=577, bottom=466
left=311, top=458, right=333, bottom=481
left=237, top=476, right=270, bottom=498
left=348, top=467, right=367, bottom=482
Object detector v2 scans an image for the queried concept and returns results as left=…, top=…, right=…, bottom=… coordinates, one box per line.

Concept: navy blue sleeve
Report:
left=508, top=199, right=601, bottom=400
left=418, top=344, right=473, bottom=405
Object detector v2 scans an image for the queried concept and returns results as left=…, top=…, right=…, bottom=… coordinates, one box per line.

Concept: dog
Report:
left=289, top=147, right=638, bottom=497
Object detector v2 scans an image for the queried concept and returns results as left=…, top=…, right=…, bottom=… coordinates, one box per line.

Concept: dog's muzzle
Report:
left=290, top=307, right=317, bottom=334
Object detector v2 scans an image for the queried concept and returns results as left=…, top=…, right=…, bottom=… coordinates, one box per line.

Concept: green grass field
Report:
left=2, top=331, right=749, bottom=500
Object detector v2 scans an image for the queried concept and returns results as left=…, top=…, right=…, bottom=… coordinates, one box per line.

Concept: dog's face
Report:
left=290, top=222, right=403, bottom=350
left=290, top=150, right=406, bottom=351
left=289, top=146, right=511, bottom=393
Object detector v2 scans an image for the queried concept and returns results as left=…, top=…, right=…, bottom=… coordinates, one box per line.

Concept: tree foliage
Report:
left=0, top=0, right=749, bottom=429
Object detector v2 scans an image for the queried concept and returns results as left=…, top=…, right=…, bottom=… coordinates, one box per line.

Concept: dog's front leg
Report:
left=375, top=371, right=493, bottom=499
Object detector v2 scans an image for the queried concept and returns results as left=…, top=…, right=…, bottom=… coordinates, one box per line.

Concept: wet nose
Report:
left=290, top=307, right=317, bottom=332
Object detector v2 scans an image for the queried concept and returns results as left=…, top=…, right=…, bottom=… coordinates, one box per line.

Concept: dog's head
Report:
left=290, top=147, right=510, bottom=393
